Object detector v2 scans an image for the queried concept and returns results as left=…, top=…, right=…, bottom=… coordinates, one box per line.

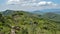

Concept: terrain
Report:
left=0, top=10, right=60, bottom=34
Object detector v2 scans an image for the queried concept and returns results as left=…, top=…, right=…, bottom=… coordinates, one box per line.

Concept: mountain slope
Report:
left=0, top=10, right=60, bottom=34
left=42, top=12, right=60, bottom=21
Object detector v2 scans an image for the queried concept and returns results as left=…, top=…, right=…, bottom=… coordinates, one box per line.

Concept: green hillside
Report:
left=42, top=12, right=60, bottom=22
left=0, top=10, right=60, bottom=34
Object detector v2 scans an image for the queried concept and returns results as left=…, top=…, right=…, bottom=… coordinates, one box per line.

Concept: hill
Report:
left=42, top=12, right=60, bottom=22
left=0, top=10, right=60, bottom=34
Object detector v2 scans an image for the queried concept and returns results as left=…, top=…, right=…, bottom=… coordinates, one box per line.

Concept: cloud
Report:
left=7, top=0, right=20, bottom=4
left=0, top=0, right=59, bottom=11
left=38, top=1, right=47, bottom=5
left=7, top=0, right=36, bottom=4
left=7, top=0, right=57, bottom=6
left=38, top=1, right=57, bottom=6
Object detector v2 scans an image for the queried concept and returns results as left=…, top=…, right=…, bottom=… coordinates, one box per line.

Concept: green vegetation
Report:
left=0, top=10, right=60, bottom=34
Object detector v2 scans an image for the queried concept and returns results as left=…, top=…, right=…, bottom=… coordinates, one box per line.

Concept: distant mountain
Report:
left=1, top=10, right=60, bottom=22
left=33, top=9, right=60, bottom=14
left=1, top=10, right=33, bottom=16
left=2, top=10, right=15, bottom=16
left=32, top=9, right=60, bottom=21
left=42, top=12, right=60, bottom=21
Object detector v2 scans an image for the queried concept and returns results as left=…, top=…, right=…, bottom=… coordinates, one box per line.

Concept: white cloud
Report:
left=47, top=2, right=52, bottom=4
left=3, top=0, right=60, bottom=11
left=7, top=0, right=57, bottom=7
left=38, top=1, right=57, bottom=6
left=38, top=1, right=47, bottom=5
left=7, top=0, right=20, bottom=4
left=7, top=0, right=36, bottom=4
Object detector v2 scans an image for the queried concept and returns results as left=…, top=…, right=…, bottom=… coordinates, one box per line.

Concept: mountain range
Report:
left=0, top=10, right=60, bottom=34
left=33, top=9, right=60, bottom=14
left=0, top=9, right=60, bottom=22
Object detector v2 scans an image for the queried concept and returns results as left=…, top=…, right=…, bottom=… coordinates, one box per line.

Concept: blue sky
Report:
left=0, top=0, right=60, bottom=11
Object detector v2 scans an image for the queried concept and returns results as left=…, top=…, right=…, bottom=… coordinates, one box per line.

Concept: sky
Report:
left=0, top=0, right=60, bottom=11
